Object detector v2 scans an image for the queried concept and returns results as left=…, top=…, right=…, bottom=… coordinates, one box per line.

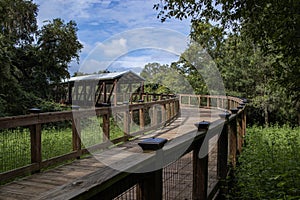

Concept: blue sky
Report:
left=33, top=0, right=192, bottom=75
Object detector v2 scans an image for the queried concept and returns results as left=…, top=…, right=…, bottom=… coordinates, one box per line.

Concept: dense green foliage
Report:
left=153, top=0, right=300, bottom=126
left=0, top=0, right=83, bottom=116
left=140, top=62, right=193, bottom=94
left=227, top=126, right=300, bottom=199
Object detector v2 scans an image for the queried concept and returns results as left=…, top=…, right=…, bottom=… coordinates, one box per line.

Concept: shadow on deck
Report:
left=0, top=95, right=246, bottom=200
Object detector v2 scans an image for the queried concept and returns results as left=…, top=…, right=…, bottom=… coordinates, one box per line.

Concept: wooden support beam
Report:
left=217, top=124, right=229, bottom=199
left=95, top=82, right=104, bottom=105
left=114, top=80, right=118, bottom=106
left=72, top=116, right=81, bottom=158
left=103, top=82, right=107, bottom=103
left=152, top=106, right=158, bottom=127
left=102, top=112, right=110, bottom=142
left=228, top=118, right=237, bottom=168
left=139, top=107, right=145, bottom=130
left=237, top=116, right=243, bottom=154
left=217, top=125, right=228, bottom=179
left=123, top=110, right=130, bottom=140
left=30, top=124, right=42, bottom=173
left=136, top=169, right=163, bottom=200
left=193, top=138, right=208, bottom=200
left=207, top=97, right=210, bottom=108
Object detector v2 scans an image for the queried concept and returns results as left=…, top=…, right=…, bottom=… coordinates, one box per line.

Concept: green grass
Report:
left=228, top=125, right=300, bottom=200
left=0, top=117, right=127, bottom=174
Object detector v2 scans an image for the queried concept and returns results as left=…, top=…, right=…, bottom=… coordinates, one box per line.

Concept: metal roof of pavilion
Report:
left=67, top=70, right=144, bottom=83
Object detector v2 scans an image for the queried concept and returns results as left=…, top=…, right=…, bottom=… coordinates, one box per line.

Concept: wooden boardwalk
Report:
left=0, top=107, right=223, bottom=200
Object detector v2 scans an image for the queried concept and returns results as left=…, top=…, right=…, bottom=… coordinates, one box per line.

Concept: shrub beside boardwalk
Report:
left=228, top=125, right=300, bottom=199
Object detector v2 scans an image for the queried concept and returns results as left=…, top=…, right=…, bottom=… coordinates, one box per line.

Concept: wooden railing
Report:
left=179, top=94, right=243, bottom=110
left=89, top=94, right=246, bottom=200
left=0, top=94, right=179, bottom=183
left=0, top=94, right=246, bottom=200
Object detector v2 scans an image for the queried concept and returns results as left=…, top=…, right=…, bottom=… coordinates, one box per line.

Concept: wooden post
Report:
left=207, top=97, right=210, bottom=108
left=102, top=112, right=110, bottom=142
left=217, top=124, right=229, bottom=199
left=83, top=81, right=87, bottom=105
left=139, top=107, right=145, bottom=130
left=114, top=81, right=118, bottom=106
left=68, top=82, right=73, bottom=104
left=103, top=82, right=107, bottom=103
left=136, top=169, right=163, bottom=200
left=72, top=116, right=81, bottom=158
left=217, top=125, right=228, bottom=179
left=237, top=115, right=243, bottom=154
left=162, top=104, right=166, bottom=123
left=152, top=106, right=158, bottom=127
left=242, top=110, right=246, bottom=139
left=170, top=102, right=174, bottom=119
left=123, top=110, right=130, bottom=140
left=193, top=138, right=208, bottom=200
left=228, top=118, right=237, bottom=167
left=30, top=124, right=42, bottom=173
left=175, top=100, right=178, bottom=116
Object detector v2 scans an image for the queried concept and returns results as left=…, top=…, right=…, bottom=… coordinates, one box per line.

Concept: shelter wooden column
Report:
left=102, top=110, right=110, bottom=141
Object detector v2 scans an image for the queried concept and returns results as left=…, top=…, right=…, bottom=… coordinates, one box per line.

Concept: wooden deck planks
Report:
left=0, top=108, right=222, bottom=200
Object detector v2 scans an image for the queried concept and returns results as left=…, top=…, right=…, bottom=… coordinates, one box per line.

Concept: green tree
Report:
left=171, top=42, right=227, bottom=95
left=0, top=0, right=83, bottom=115
left=140, top=62, right=192, bottom=94
left=154, top=0, right=300, bottom=125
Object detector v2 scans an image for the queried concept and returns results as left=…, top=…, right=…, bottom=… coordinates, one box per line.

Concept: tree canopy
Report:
left=153, top=0, right=300, bottom=125
left=140, top=63, right=193, bottom=94
left=0, top=0, right=83, bottom=116
left=154, top=0, right=300, bottom=95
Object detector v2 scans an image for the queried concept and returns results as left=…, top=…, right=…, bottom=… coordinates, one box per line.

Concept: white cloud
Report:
left=80, top=59, right=112, bottom=73
left=33, top=0, right=192, bottom=74
left=97, top=38, right=128, bottom=57
left=78, top=27, right=188, bottom=73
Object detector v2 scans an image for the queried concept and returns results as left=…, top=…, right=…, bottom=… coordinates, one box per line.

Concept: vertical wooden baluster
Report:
left=162, top=104, right=166, bottom=123
left=193, top=137, right=208, bottom=200
left=139, top=107, right=145, bottom=130
left=237, top=114, right=243, bottom=154
left=136, top=169, right=163, bottom=200
left=102, top=110, right=110, bottom=142
left=217, top=123, right=229, bottom=199
left=152, top=105, right=158, bottom=127
left=207, top=96, right=210, bottom=108
left=124, top=110, right=130, bottom=141
left=30, top=123, right=42, bottom=173
left=72, top=114, right=81, bottom=159
left=228, top=118, right=237, bottom=168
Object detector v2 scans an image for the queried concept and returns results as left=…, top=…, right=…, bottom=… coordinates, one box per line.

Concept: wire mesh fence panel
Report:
left=0, top=128, right=31, bottom=173
left=190, top=96, right=200, bottom=106
left=180, top=95, right=189, bottom=105
left=41, top=121, right=73, bottom=160
left=111, top=113, right=129, bottom=140
left=163, top=151, right=193, bottom=200
left=113, top=184, right=137, bottom=200
left=80, top=116, right=103, bottom=148
left=208, top=135, right=219, bottom=191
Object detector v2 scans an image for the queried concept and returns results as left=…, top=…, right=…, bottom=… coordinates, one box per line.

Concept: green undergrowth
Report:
left=227, top=125, right=300, bottom=200
left=0, top=117, right=127, bottom=175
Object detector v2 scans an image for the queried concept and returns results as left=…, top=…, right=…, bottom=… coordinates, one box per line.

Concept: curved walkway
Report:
left=0, top=108, right=224, bottom=200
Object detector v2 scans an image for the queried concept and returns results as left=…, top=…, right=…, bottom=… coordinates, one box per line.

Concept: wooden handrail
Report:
left=0, top=94, right=246, bottom=200
left=0, top=93, right=179, bottom=183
